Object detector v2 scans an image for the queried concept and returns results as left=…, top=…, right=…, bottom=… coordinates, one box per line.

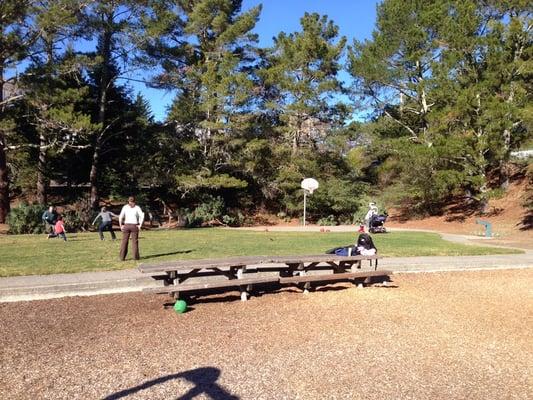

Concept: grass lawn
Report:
left=0, top=228, right=521, bottom=277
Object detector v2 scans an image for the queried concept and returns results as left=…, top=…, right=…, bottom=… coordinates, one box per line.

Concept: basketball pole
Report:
left=303, top=190, right=307, bottom=226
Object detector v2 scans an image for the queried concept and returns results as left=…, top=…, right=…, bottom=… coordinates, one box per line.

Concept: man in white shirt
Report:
left=119, top=196, right=144, bottom=261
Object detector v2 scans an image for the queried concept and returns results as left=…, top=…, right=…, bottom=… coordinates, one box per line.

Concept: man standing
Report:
left=119, top=196, right=144, bottom=261
left=42, top=206, right=58, bottom=238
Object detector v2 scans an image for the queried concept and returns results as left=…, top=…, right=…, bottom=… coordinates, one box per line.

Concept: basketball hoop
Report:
left=301, top=178, right=319, bottom=194
left=301, top=178, right=319, bottom=226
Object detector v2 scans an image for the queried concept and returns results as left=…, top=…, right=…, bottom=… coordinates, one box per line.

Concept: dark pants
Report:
left=44, top=221, right=55, bottom=234
left=49, top=232, right=67, bottom=241
left=120, top=224, right=139, bottom=261
left=98, top=221, right=116, bottom=240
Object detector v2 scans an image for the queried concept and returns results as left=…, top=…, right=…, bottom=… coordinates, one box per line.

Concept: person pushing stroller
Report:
left=364, top=202, right=388, bottom=233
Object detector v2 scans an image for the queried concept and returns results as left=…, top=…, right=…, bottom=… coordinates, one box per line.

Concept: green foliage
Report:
left=62, top=200, right=95, bottom=232
left=317, top=215, right=337, bottom=226
left=185, top=195, right=225, bottom=227
left=262, top=12, right=348, bottom=155
left=176, top=172, right=248, bottom=194
left=308, top=177, right=368, bottom=221
left=348, top=0, right=532, bottom=214
left=7, top=203, right=46, bottom=234
left=2, top=0, right=530, bottom=224
left=221, top=211, right=245, bottom=227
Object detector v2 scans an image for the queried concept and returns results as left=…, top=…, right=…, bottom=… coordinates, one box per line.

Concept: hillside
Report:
left=387, top=175, right=532, bottom=249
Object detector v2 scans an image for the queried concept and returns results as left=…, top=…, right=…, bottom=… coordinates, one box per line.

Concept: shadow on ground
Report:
left=103, top=367, right=239, bottom=400
left=519, top=210, right=533, bottom=231
left=162, top=278, right=395, bottom=308
left=140, top=249, right=193, bottom=260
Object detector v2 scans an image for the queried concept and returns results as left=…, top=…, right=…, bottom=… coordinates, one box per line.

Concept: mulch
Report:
left=1, top=269, right=531, bottom=399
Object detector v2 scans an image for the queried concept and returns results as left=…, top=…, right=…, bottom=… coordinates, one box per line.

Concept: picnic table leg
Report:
left=351, top=262, right=357, bottom=273
left=296, top=263, right=310, bottom=294
left=237, top=266, right=248, bottom=301
left=163, top=271, right=177, bottom=286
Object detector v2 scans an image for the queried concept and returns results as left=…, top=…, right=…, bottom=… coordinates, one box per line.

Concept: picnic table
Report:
left=139, top=254, right=392, bottom=302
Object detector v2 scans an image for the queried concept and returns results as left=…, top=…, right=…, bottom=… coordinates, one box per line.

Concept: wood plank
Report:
left=138, top=255, right=266, bottom=273
left=279, top=270, right=391, bottom=284
left=139, top=254, right=382, bottom=274
left=265, top=254, right=381, bottom=264
left=143, top=276, right=280, bottom=294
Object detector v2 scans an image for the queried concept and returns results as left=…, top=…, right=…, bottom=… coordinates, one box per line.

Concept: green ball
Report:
left=173, top=300, right=187, bottom=314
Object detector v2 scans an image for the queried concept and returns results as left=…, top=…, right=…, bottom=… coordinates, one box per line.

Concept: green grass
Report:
left=0, top=228, right=521, bottom=277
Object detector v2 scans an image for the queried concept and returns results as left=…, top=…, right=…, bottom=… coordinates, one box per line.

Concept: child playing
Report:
left=48, top=215, right=67, bottom=241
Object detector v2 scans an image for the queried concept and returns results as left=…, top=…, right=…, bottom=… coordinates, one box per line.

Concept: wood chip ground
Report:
left=1, top=269, right=531, bottom=399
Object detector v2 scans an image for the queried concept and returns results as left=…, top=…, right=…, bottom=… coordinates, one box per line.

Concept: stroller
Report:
left=369, top=213, right=387, bottom=233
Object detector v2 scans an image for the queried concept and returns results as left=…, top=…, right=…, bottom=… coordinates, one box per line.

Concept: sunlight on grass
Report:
left=0, top=228, right=520, bottom=277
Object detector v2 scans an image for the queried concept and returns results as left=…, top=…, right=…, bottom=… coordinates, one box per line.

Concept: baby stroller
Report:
left=369, top=214, right=387, bottom=233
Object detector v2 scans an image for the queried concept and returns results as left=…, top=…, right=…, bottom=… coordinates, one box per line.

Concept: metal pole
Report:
left=303, top=190, right=307, bottom=226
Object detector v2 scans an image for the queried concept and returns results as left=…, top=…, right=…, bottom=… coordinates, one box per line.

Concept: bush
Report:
left=7, top=203, right=46, bottom=234
left=317, top=215, right=337, bottom=226
left=276, top=211, right=291, bottom=222
left=186, top=196, right=225, bottom=227
left=62, top=200, right=96, bottom=232
left=222, top=211, right=245, bottom=227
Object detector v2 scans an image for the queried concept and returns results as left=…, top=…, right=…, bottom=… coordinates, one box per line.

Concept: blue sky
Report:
left=134, top=0, right=380, bottom=121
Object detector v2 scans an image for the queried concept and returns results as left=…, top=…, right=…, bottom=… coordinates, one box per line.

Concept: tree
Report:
left=144, top=0, right=262, bottom=198
left=262, top=12, right=348, bottom=156
left=348, top=0, right=532, bottom=213
left=0, top=0, right=32, bottom=222
left=20, top=0, right=94, bottom=205
left=82, top=0, right=143, bottom=209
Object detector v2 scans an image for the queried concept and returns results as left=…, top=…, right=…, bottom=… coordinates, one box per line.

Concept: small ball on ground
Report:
left=173, top=300, right=187, bottom=313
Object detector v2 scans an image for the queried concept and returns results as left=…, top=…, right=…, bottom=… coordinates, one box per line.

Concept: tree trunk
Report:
left=89, top=25, right=113, bottom=210
left=291, top=114, right=301, bottom=157
left=0, top=66, right=10, bottom=222
left=37, top=133, right=47, bottom=205
left=89, top=138, right=101, bottom=209
left=0, top=136, right=9, bottom=223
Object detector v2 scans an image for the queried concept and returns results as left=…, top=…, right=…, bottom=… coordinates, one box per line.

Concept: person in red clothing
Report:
left=48, top=215, right=67, bottom=241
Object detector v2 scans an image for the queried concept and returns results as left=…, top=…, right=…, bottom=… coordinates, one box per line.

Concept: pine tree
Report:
left=262, top=12, right=347, bottom=156
left=0, top=0, right=32, bottom=222
left=347, top=0, right=532, bottom=213
left=82, top=0, right=143, bottom=209
left=145, top=0, right=261, bottom=197
left=21, top=0, right=95, bottom=205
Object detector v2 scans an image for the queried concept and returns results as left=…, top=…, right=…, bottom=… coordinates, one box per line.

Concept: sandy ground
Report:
left=1, top=269, right=531, bottom=400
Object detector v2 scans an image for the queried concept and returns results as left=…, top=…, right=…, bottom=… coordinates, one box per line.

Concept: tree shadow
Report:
left=103, top=367, right=239, bottom=400
left=140, top=249, right=193, bottom=260
left=518, top=212, right=533, bottom=231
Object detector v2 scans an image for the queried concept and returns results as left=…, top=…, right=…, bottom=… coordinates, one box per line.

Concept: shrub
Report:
left=62, top=200, right=96, bottom=232
left=7, top=203, right=46, bottom=234
left=317, top=215, right=337, bottom=226
left=186, top=196, right=225, bottom=227
left=222, top=212, right=245, bottom=227
left=276, top=211, right=291, bottom=222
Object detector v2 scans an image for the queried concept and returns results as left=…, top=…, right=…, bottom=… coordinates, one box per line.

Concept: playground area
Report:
left=1, top=269, right=531, bottom=399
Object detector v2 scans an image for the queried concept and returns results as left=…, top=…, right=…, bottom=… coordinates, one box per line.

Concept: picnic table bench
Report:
left=139, top=254, right=391, bottom=302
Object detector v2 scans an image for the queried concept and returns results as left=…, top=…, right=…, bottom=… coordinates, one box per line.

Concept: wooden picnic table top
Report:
left=138, top=254, right=382, bottom=274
